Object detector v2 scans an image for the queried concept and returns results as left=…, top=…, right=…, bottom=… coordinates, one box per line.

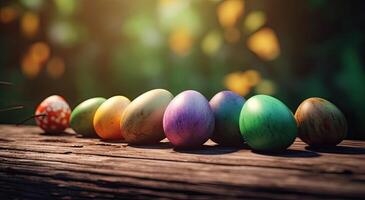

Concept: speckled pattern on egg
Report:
left=120, top=89, right=173, bottom=145
left=35, top=95, right=71, bottom=133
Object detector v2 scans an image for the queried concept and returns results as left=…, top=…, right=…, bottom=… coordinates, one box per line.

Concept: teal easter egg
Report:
left=209, top=91, right=245, bottom=146
left=239, top=95, right=297, bottom=151
left=70, top=97, right=106, bottom=137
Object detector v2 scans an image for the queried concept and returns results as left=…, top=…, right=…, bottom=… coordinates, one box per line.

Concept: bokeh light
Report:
left=20, top=12, right=40, bottom=38
left=158, top=0, right=201, bottom=36
left=217, top=0, right=244, bottom=28
left=242, top=69, right=261, bottom=86
left=224, top=72, right=251, bottom=96
left=247, top=28, right=280, bottom=61
left=47, top=56, right=65, bottom=79
left=29, top=42, right=50, bottom=64
left=48, top=21, right=79, bottom=47
left=169, top=27, right=193, bottom=56
left=54, top=0, right=76, bottom=16
left=20, top=0, right=44, bottom=10
left=0, top=6, right=18, bottom=24
left=244, top=11, right=266, bottom=32
left=255, top=79, right=277, bottom=95
left=201, top=30, right=222, bottom=56
left=21, top=42, right=51, bottom=79
left=21, top=54, right=41, bottom=79
left=224, top=70, right=262, bottom=96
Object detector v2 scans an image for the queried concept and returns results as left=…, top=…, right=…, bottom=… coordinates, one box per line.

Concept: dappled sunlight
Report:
left=247, top=28, right=280, bottom=61
left=217, top=0, right=244, bottom=28
left=20, top=11, right=39, bottom=38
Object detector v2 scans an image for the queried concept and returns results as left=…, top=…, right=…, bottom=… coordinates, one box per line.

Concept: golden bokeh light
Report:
left=20, top=12, right=40, bottom=38
left=224, top=70, right=262, bottom=96
left=255, top=79, right=276, bottom=95
left=247, top=28, right=280, bottom=61
left=224, top=72, right=246, bottom=96
left=0, top=6, right=18, bottom=24
left=29, top=42, right=50, bottom=64
left=217, top=0, right=244, bottom=28
left=242, top=69, right=261, bottom=86
left=47, top=57, right=65, bottom=79
left=201, top=30, right=222, bottom=56
left=21, top=42, right=51, bottom=79
left=244, top=11, right=266, bottom=32
left=169, top=27, right=193, bottom=56
left=21, top=54, right=41, bottom=79
left=224, top=27, right=240, bottom=43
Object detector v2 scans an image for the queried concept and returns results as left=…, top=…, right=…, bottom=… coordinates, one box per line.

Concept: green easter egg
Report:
left=239, top=95, right=297, bottom=151
left=70, top=97, right=106, bottom=137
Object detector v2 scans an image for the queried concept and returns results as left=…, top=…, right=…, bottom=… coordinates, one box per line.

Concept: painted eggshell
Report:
left=239, top=95, right=297, bottom=151
left=93, top=96, right=130, bottom=140
left=209, top=91, right=245, bottom=146
left=120, top=89, right=173, bottom=145
left=35, top=95, right=71, bottom=133
left=295, top=97, right=347, bottom=147
left=70, top=97, right=106, bottom=137
left=163, top=90, right=215, bottom=148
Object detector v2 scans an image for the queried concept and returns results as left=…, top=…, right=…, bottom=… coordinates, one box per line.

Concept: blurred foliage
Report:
left=0, top=0, right=364, bottom=139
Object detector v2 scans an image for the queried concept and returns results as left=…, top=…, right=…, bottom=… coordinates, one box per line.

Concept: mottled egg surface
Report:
left=93, top=96, right=130, bottom=140
left=295, top=97, right=347, bottom=147
left=239, top=95, right=297, bottom=151
left=163, top=90, right=215, bottom=148
left=120, top=89, right=173, bottom=145
left=70, top=97, right=106, bottom=137
left=209, top=91, right=245, bottom=146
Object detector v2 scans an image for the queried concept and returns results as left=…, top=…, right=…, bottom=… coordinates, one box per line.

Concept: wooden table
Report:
left=0, top=125, right=364, bottom=199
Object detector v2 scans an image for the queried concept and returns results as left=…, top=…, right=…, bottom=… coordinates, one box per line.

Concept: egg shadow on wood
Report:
left=39, top=130, right=76, bottom=137
left=129, top=141, right=174, bottom=149
left=75, top=134, right=99, bottom=139
left=252, top=149, right=320, bottom=158
left=305, top=146, right=365, bottom=155
left=174, top=144, right=242, bottom=155
left=99, top=139, right=126, bottom=144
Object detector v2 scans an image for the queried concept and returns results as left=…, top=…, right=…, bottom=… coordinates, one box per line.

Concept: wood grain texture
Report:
left=0, top=125, right=364, bottom=199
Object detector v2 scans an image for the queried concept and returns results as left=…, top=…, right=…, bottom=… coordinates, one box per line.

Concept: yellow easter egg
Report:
left=93, top=96, right=130, bottom=140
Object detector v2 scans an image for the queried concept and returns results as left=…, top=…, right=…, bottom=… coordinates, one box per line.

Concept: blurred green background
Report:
left=0, top=0, right=364, bottom=139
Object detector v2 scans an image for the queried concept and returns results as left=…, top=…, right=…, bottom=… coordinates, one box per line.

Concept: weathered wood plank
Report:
left=0, top=125, right=364, bottom=199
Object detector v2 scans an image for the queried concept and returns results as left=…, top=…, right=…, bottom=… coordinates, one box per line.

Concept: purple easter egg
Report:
left=163, top=90, right=215, bottom=148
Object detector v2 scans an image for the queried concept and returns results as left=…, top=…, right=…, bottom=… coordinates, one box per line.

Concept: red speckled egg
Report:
left=35, top=95, right=71, bottom=133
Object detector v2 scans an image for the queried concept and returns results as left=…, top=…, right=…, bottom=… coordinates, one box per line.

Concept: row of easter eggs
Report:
left=35, top=89, right=347, bottom=151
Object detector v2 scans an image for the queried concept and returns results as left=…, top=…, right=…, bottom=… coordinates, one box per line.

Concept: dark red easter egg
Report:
left=35, top=95, right=71, bottom=133
left=295, top=97, right=347, bottom=147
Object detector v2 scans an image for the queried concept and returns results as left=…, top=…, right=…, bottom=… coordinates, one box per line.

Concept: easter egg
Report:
left=120, top=89, right=173, bottom=145
left=93, top=96, right=130, bottom=140
left=295, top=97, right=347, bottom=147
left=209, top=91, right=245, bottom=146
left=239, top=95, right=297, bottom=151
left=163, top=90, right=215, bottom=148
left=70, top=97, right=106, bottom=137
left=35, top=95, right=71, bottom=133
